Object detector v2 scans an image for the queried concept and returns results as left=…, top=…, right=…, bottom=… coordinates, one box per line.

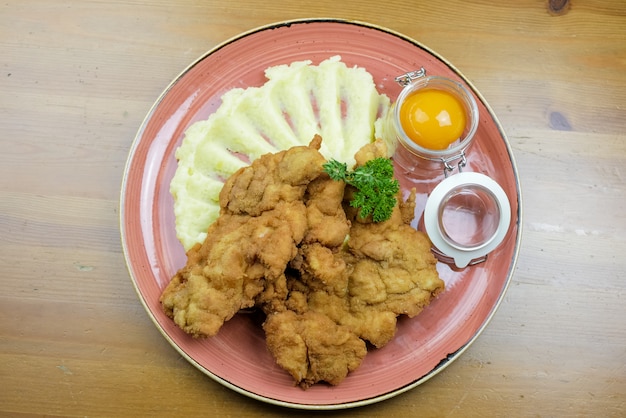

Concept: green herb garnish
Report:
left=323, top=157, right=399, bottom=222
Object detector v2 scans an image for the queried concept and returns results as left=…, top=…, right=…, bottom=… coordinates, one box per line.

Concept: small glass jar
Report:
left=390, top=74, right=479, bottom=165
left=385, top=70, right=511, bottom=268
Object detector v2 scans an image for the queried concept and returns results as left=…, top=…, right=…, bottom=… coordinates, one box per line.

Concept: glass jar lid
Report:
left=422, top=172, right=511, bottom=268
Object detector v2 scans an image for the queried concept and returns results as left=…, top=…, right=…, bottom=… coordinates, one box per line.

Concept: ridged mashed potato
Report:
left=171, top=56, right=392, bottom=250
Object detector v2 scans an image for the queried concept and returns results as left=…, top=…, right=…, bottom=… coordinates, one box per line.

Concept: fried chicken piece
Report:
left=258, top=167, right=357, bottom=387
left=262, top=140, right=443, bottom=385
left=160, top=138, right=326, bottom=337
left=252, top=170, right=349, bottom=312
left=288, top=173, right=351, bottom=294
left=301, top=175, right=350, bottom=247
left=297, top=143, right=445, bottom=348
left=162, top=135, right=444, bottom=389
left=316, top=199, right=444, bottom=347
left=353, top=137, right=388, bottom=164
left=292, top=243, right=349, bottom=294
left=220, top=135, right=326, bottom=216
left=263, top=310, right=367, bottom=389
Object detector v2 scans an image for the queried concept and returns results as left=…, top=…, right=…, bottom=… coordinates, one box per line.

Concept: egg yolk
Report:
left=399, top=88, right=467, bottom=150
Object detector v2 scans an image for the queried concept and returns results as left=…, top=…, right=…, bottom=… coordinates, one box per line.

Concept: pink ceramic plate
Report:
left=120, top=18, right=521, bottom=409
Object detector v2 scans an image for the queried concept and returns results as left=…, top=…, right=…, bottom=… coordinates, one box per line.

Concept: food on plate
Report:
left=161, top=137, right=445, bottom=388
left=263, top=310, right=367, bottom=387
left=170, top=56, right=392, bottom=250
left=399, top=87, right=467, bottom=150
left=307, top=197, right=443, bottom=349
left=161, top=137, right=327, bottom=337
left=323, top=156, right=399, bottom=223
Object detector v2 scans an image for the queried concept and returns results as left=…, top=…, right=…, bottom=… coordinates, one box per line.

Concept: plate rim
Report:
left=119, top=17, right=523, bottom=410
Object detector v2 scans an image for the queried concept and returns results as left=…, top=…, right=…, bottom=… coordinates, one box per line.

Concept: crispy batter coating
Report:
left=161, top=137, right=445, bottom=388
left=219, top=136, right=327, bottom=216
left=307, top=201, right=444, bottom=348
left=160, top=137, right=326, bottom=337
left=263, top=310, right=367, bottom=388
left=282, top=141, right=444, bottom=350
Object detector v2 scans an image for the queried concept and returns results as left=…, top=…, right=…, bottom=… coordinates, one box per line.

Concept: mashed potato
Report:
left=171, top=55, right=392, bottom=250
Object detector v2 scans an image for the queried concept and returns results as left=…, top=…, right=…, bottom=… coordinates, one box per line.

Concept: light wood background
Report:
left=1, top=0, right=624, bottom=416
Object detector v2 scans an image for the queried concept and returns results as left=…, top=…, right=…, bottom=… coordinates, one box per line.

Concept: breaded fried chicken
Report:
left=160, top=137, right=326, bottom=337
left=161, top=136, right=444, bottom=388
left=263, top=310, right=367, bottom=389
left=307, top=199, right=444, bottom=348
left=276, top=141, right=444, bottom=350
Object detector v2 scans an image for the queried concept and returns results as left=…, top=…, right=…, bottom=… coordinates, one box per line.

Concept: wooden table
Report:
left=1, top=1, right=624, bottom=416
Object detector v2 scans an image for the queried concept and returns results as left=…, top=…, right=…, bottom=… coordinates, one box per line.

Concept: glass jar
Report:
left=385, top=70, right=511, bottom=268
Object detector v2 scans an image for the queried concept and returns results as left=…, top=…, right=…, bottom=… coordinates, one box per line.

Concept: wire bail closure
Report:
left=394, top=67, right=427, bottom=86
left=442, top=152, right=467, bottom=177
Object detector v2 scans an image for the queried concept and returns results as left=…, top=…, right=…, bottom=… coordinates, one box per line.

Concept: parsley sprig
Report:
left=323, top=157, right=399, bottom=222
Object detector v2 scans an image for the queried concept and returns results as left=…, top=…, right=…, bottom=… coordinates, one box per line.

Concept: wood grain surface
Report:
left=1, top=0, right=624, bottom=416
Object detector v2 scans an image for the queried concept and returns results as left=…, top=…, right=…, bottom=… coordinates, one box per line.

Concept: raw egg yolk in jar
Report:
left=399, top=88, right=467, bottom=150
